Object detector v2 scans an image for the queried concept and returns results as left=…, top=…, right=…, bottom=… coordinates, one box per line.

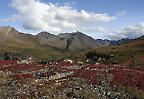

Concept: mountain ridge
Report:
left=0, top=26, right=144, bottom=60
left=0, top=26, right=109, bottom=50
left=0, top=26, right=142, bottom=48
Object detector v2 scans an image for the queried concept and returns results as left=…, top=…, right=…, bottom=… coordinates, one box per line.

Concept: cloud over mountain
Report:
left=108, top=22, right=144, bottom=40
left=10, top=0, right=116, bottom=33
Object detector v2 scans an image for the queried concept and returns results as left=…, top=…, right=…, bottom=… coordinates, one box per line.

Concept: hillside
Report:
left=0, top=27, right=69, bottom=60
left=0, top=26, right=108, bottom=60
left=59, top=32, right=99, bottom=50
left=0, top=26, right=120, bottom=60
left=95, top=36, right=144, bottom=68
left=1, top=26, right=143, bottom=62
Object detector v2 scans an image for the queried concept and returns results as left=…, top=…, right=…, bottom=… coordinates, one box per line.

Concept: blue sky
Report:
left=0, top=0, right=144, bottom=39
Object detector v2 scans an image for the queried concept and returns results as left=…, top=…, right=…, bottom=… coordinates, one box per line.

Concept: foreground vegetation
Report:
left=0, top=60, right=144, bottom=98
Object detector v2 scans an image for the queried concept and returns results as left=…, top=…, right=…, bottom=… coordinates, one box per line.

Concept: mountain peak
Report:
left=0, top=26, right=19, bottom=36
left=37, top=31, right=54, bottom=37
left=139, top=35, right=144, bottom=39
left=0, top=26, right=13, bottom=32
left=73, top=31, right=85, bottom=35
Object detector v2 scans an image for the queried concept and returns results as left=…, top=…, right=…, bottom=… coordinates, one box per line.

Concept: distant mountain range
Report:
left=0, top=26, right=133, bottom=50
left=0, top=26, right=143, bottom=60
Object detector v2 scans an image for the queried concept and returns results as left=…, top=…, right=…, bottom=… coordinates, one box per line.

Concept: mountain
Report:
left=0, top=26, right=142, bottom=60
left=0, top=26, right=63, bottom=60
left=139, top=35, right=144, bottom=39
left=95, top=38, right=132, bottom=47
left=95, top=39, right=111, bottom=47
left=0, top=26, right=133, bottom=51
left=36, top=31, right=67, bottom=49
left=0, top=26, right=19, bottom=36
left=59, top=31, right=99, bottom=50
left=37, top=31, right=110, bottom=50
left=0, top=26, right=20, bottom=43
left=110, top=38, right=131, bottom=45
left=0, top=26, right=108, bottom=59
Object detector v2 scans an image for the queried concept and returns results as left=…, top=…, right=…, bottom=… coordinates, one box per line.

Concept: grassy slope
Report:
left=95, top=37, right=144, bottom=66
left=0, top=35, right=75, bottom=60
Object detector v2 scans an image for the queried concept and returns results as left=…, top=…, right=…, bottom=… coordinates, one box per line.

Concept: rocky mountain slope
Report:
left=59, top=32, right=99, bottom=50
left=36, top=32, right=67, bottom=49
left=0, top=26, right=112, bottom=50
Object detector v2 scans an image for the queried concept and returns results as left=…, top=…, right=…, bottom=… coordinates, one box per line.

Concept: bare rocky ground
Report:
left=0, top=60, right=144, bottom=99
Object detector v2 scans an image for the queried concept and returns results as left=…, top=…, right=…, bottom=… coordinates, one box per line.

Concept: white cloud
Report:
left=0, top=15, right=21, bottom=22
left=107, top=22, right=144, bottom=40
left=10, top=0, right=116, bottom=33
left=81, top=26, right=109, bottom=33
